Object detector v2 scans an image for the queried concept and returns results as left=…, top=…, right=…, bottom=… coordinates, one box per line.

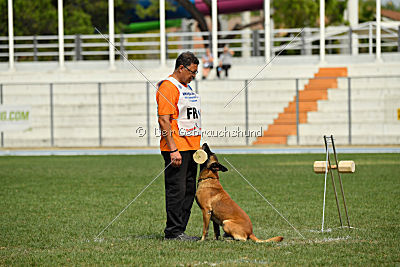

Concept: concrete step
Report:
left=307, top=110, right=386, bottom=122
left=328, top=87, right=400, bottom=100
left=200, top=136, right=249, bottom=146
left=3, top=94, right=152, bottom=105
left=316, top=99, right=389, bottom=111
left=274, top=112, right=308, bottom=124
left=199, top=80, right=299, bottom=90
left=314, top=67, right=348, bottom=77
left=11, top=104, right=157, bottom=116
left=2, top=138, right=52, bottom=147
left=298, top=123, right=400, bottom=135
left=263, top=124, right=297, bottom=136
left=304, top=79, right=337, bottom=89
left=284, top=101, right=318, bottom=113
left=337, top=77, right=400, bottom=89
left=296, top=89, right=329, bottom=101
left=287, top=134, right=400, bottom=145
left=253, top=136, right=287, bottom=144
left=347, top=64, right=400, bottom=76
left=201, top=91, right=296, bottom=101
left=203, top=101, right=290, bottom=111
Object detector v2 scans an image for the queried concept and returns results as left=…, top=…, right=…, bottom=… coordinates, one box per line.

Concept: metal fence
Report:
left=1, top=75, right=399, bottom=147
left=1, top=22, right=399, bottom=62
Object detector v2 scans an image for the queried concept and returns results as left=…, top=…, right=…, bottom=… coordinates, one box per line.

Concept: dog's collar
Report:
left=197, top=177, right=218, bottom=183
left=198, top=177, right=218, bottom=183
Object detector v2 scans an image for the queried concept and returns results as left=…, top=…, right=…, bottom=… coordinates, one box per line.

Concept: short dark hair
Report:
left=174, top=51, right=199, bottom=70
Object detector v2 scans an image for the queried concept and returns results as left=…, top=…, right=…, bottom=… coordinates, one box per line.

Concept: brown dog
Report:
left=195, top=143, right=283, bottom=243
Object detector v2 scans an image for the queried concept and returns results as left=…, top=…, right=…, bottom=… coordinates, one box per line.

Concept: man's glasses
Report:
left=183, top=65, right=198, bottom=75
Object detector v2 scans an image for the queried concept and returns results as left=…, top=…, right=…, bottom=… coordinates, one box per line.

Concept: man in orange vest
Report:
left=156, top=52, right=201, bottom=241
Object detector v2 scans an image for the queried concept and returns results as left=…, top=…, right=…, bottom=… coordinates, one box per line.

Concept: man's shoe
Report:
left=164, top=233, right=200, bottom=241
left=223, top=232, right=234, bottom=240
left=180, top=233, right=200, bottom=241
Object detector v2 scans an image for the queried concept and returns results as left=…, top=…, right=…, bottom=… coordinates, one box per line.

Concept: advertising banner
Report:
left=0, top=105, right=31, bottom=131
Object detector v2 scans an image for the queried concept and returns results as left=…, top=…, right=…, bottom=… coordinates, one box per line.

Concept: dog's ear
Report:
left=202, top=143, right=213, bottom=156
left=210, top=162, right=228, bottom=172
left=218, top=163, right=228, bottom=172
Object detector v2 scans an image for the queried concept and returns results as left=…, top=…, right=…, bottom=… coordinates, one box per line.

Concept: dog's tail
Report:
left=249, top=234, right=284, bottom=243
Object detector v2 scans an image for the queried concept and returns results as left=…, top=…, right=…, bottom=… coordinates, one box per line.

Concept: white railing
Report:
left=0, top=22, right=399, bottom=62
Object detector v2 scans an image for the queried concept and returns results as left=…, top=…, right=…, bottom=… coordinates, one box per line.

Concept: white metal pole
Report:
left=7, top=0, right=14, bottom=71
left=321, top=147, right=329, bottom=232
left=264, top=0, right=271, bottom=63
left=347, top=0, right=358, bottom=26
left=376, top=0, right=381, bottom=61
left=58, top=0, right=65, bottom=70
left=348, top=0, right=359, bottom=55
left=160, top=0, right=166, bottom=66
left=212, top=0, right=218, bottom=67
left=108, top=0, right=115, bottom=69
left=241, top=11, right=251, bottom=58
left=320, top=0, right=325, bottom=62
left=369, top=22, right=373, bottom=55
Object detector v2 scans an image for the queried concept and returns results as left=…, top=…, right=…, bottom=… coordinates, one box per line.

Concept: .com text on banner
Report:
left=0, top=105, right=31, bottom=131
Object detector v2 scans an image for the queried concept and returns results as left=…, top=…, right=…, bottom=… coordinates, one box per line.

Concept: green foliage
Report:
left=0, top=0, right=137, bottom=36
left=0, top=0, right=57, bottom=36
left=135, top=0, right=177, bottom=20
left=272, top=0, right=348, bottom=28
left=0, top=153, right=399, bottom=265
left=359, top=0, right=376, bottom=22
left=359, top=0, right=400, bottom=23
left=2, top=0, right=388, bottom=37
left=325, top=0, right=348, bottom=26
left=272, top=0, right=319, bottom=28
left=63, top=4, right=93, bottom=35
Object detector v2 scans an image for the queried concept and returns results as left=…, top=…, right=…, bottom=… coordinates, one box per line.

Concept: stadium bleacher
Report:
left=1, top=60, right=399, bottom=147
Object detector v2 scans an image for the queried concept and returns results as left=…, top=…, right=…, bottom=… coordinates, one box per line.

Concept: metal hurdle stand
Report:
left=314, top=135, right=354, bottom=232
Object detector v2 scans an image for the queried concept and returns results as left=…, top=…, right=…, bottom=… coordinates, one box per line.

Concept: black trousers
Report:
left=162, top=150, right=198, bottom=238
left=217, top=64, right=231, bottom=77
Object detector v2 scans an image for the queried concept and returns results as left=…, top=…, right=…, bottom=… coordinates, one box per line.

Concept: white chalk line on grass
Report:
left=185, top=258, right=269, bottom=266
left=309, top=226, right=360, bottom=233
left=316, top=236, right=352, bottom=243
left=223, top=158, right=306, bottom=240
left=94, top=160, right=174, bottom=240
left=279, top=235, right=353, bottom=247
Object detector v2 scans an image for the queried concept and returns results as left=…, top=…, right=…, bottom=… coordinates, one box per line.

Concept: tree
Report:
left=0, top=0, right=136, bottom=36
left=135, top=0, right=209, bottom=32
left=0, top=0, right=58, bottom=36
left=359, top=0, right=376, bottom=22
left=61, top=0, right=137, bottom=34
left=325, top=0, right=347, bottom=26
left=174, top=0, right=209, bottom=32
left=359, top=0, right=400, bottom=23
left=135, top=0, right=177, bottom=19
left=272, top=0, right=319, bottom=28
left=272, top=0, right=348, bottom=28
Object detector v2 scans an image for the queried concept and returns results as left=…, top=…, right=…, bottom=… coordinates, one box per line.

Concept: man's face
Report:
left=181, top=63, right=198, bottom=84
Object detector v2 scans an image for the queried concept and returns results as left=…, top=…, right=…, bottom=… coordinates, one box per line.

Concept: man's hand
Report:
left=170, top=151, right=182, bottom=167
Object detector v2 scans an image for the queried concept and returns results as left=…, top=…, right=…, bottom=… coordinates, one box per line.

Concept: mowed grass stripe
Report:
left=0, top=153, right=399, bottom=265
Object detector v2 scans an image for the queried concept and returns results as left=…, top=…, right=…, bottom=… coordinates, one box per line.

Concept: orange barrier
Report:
left=254, top=67, right=347, bottom=145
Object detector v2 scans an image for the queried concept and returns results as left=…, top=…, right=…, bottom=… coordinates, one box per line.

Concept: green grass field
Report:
left=0, top=153, right=399, bottom=265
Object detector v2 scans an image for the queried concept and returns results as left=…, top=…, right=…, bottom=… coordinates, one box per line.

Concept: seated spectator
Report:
left=202, top=48, right=213, bottom=80
left=216, top=45, right=234, bottom=78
